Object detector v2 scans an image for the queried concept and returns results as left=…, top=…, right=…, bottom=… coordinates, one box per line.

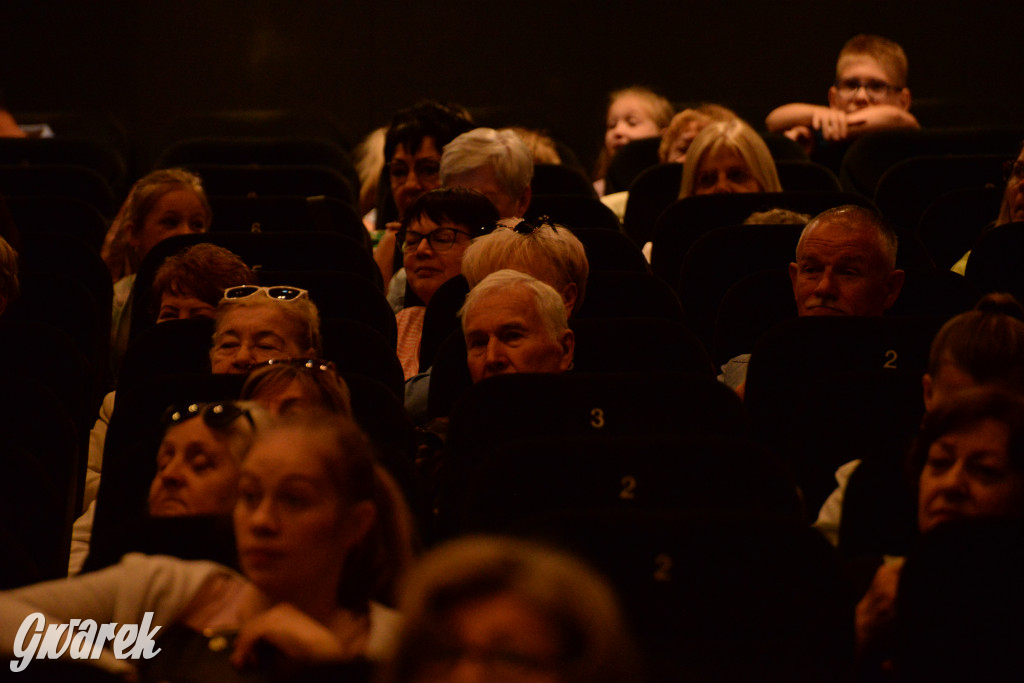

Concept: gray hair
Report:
left=212, top=295, right=323, bottom=357
left=441, top=127, right=534, bottom=204
left=800, top=205, right=899, bottom=270
left=459, top=269, right=569, bottom=340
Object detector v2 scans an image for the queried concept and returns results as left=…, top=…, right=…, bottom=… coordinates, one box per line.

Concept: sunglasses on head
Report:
left=256, top=358, right=337, bottom=373
left=222, top=285, right=309, bottom=302
left=512, top=216, right=557, bottom=235
left=161, top=401, right=254, bottom=429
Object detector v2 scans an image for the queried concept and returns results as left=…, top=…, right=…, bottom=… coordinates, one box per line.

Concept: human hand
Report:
left=810, top=107, right=849, bottom=141
left=230, top=604, right=360, bottom=670
left=783, top=125, right=814, bottom=154
left=855, top=558, right=905, bottom=653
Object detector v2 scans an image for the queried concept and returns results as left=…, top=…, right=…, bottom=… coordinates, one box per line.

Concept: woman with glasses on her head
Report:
left=1, top=412, right=416, bottom=681
left=394, top=189, right=499, bottom=380
left=209, top=285, right=321, bottom=375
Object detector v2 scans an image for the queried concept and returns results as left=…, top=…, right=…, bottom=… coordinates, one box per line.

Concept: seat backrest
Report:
left=320, top=317, right=404, bottom=398
left=570, top=317, right=713, bottom=376
left=917, top=186, right=1002, bottom=270
left=183, top=164, right=356, bottom=207
left=572, top=227, right=648, bottom=272
left=874, top=154, right=1007, bottom=234
left=530, top=163, right=595, bottom=197
left=208, top=195, right=367, bottom=246
left=776, top=160, right=841, bottom=192
left=679, top=224, right=803, bottom=350
left=713, top=269, right=796, bottom=367
left=604, top=137, right=661, bottom=194
left=5, top=196, right=109, bottom=251
left=0, top=137, right=126, bottom=189
left=963, top=221, right=1024, bottom=300
left=622, top=162, right=682, bottom=247
left=887, top=268, right=979, bottom=318
left=573, top=270, right=683, bottom=321
left=0, top=164, right=117, bottom=217
left=117, top=317, right=216, bottom=394
left=524, top=194, right=621, bottom=231
left=650, top=191, right=872, bottom=285
left=419, top=275, right=469, bottom=374
left=460, top=434, right=803, bottom=536
left=745, top=315, right=948, bottom=453
left=839, top=127, right=1024, bottom=199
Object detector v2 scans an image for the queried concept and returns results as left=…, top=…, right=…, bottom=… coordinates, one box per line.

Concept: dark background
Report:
left=0, top=0, right=1017, bottom=174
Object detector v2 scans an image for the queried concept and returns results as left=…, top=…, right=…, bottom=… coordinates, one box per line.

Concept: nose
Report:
left=850, top=84, right=871, bottom=106
left=709, top=173, right=733, bottom=194
left=247, top=498, right=280, bottom=535
left=414, top=235, right=435, bottom=256
left=936, top=462, right=970, bottom=500
left=159, top=456, right=187, bottom=490
left=483, top=338, right=509, bottom=374
left=813, top=268, right=839, bottom=299
left=231, top=343, right=257, bottom=371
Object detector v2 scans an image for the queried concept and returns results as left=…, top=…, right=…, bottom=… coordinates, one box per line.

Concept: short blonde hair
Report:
left=441, top=127, right=534, bottom=204
left=836, top=34, right=909, bottom=87
left=461, top=221, right=589, bottom=311
left=503, top=127, right=562, bottom=165
left=382, top=536, right=639, bottom=683
left=679, top=118, right=782, bottom=199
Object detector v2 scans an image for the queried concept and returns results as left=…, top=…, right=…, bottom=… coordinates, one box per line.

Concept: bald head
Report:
left=789, top=205, right=904, bottom=317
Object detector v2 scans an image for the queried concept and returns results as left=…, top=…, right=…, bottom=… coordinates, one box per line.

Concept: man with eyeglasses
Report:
left=765, top=34, right=918, bottom=157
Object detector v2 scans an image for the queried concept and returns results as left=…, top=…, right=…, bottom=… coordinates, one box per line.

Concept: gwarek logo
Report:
left=9, top=612, right=161, bottom=672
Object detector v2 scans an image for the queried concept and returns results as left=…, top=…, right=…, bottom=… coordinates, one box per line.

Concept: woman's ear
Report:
left=922, top=373, right=935, bottom=412
left=342, top=500, right=377, bottom=549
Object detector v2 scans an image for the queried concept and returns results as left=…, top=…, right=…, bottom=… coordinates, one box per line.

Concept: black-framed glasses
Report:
left=397, top=227, right=472, bottom=252
left=222, top=285, right=309, bottom=302
left=256, top=357, right=337, bottom=373
left=512, top=216, right=556, bottom=235
left=833, top=78, right=901, bottom=101
left=1003, top=160, right=1024, bottom=182
left=161, top=401, right=254, bottom=429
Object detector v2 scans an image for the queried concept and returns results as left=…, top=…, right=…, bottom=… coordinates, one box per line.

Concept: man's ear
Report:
left=897, top=87, right=912, bottom=111
left=884, top=269, right=906, bottom=310
left=561, top=282, right=578, bottom=317
left=827, top=86, right=840, bottom=109
left=515, top=185, right=532, bottom=217
left=788, top=262, right=800, bottom=300
left=558, top=329, right=575, bottom=371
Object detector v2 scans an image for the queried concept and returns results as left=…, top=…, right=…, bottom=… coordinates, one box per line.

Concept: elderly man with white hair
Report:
left=441, top=127, right=533, bottom=219
left=459, top=269, right=575, bottom=383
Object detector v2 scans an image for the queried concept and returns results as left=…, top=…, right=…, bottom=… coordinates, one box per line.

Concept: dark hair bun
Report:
left=974, top=292, right=1024, bottom=321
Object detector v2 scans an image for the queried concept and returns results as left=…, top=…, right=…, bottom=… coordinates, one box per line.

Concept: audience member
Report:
left=503, top=126, right=562, bottom=165
left=209, top=285, right=321, bottom=375
left=356, top=125, right=388, bottom=229
left=720, top=205, right=904, bottom=391
left=744, top=208, right=812, bottom=225
left=374, top=101, right=474, bottom=288
left=815, top=293, right=1024, bottom=544
left=951, top=141, right=1024, bottom=274
left=459, top=269, right=575, bottom=383
left=103, top=168, right=213, bottom=371
left=441, top=127, right=533, bottom=219
left=594, top=86, right=673, bottom=196
left=1, top=413, right=415, bottom=678
left=241, top=357, right=353, bottom=418
left=394, top=189, right=500, bottom=379
left=0, top=233, right=19, bottom=316
left=381, top=535, right=639, bottom=683
left=765, top=34, right=918, bottom=156
left=147, top=401, right=260, bottom=518
left=659, top=104, right=736, bottom=163
left=855, top=387, right=1024, bottom=666
left=678, top=118, right=782, bottom=198
left=150, top=242, right=258, bottom=324
left=461, top=219, right=589, bottom=316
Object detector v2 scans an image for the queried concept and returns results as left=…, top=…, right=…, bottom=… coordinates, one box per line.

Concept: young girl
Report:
left=104, top=168, right=212, bottom=372
left=2, top=413, right=415, bottom=679
left=593, top=86, right=672, bottom=196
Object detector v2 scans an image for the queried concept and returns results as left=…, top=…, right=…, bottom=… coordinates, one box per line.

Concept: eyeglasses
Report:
left=222, top=285, right=308, bottom=302
left=834, top=78, right=902, bottom=102
left=161, top=401, right=254, bottom=429
left=512, top=216, right=556, bottom=235
left=397, top=227, right=472, bottom=253
left=1003, top=160, right=1024, bottom=182
left=256, top=357, right=337, bottom=373
left=389, top=159, right=441, bottom=183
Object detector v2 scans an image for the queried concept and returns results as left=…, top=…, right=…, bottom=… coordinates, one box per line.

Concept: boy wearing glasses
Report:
left=765, top=34, right=918, bottom=156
